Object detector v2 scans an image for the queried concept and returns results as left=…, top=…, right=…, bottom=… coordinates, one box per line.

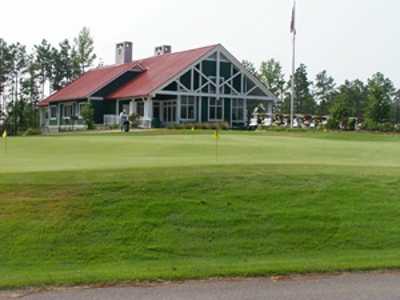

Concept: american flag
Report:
left=290, top=1, right=296, bottom=35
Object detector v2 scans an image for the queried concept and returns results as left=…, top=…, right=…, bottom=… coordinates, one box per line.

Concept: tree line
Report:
left=0, top=27, right=96, bottom=134
left=243, top=59, right=400, bottom=131
left=1, top=32, right=400, bottom=134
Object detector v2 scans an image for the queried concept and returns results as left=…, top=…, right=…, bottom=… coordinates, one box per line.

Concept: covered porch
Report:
left=108, top=94, right=273, bottom=129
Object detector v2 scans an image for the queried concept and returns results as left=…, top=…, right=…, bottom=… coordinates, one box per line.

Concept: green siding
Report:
left=220, top=62, right=231, bottom=79
left=104, top=101, right=117, bottom=115
left=202, top=61, right=217, bottom=77
left=224, top=98, right=231, bottom=124
left=180, top=71, right=191, bottom=90
left=91, top=101, right=104, bottom=124
left=201, top=97, right=208, bottom=122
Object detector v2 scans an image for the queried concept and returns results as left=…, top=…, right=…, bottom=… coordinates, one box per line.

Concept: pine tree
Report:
left=283, top=64, right=316, bottom=115
left=313, top=70, right=336, bottom=115
left=0, top=39, right=11, bottom=113
left=74, top=27, right=97, bottom=73
left=34, top=39, right=53, bottom=98
left=393, top=90, right=400, bottom=124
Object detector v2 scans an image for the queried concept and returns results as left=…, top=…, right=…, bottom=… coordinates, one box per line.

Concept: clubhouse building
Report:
left=39, top=43, right=276, bottom=130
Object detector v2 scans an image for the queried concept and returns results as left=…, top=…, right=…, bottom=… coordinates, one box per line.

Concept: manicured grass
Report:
left=1, top=130, right=400, bottom=289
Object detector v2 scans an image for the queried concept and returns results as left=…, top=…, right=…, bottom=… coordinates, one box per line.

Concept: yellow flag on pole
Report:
left=213, top=130, right=220, bottom=140
left=2, top=130, right=7, bottom=139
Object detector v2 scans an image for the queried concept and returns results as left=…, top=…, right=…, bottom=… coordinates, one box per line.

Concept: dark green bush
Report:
left=129, top=113, right=141, bottom=128
left=80, top=104, right=95, bottom=130
left=326, top=118, right=339, bottom=130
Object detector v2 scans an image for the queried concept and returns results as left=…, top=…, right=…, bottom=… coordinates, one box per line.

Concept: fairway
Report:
left=1, top=131, right=400, bottom=289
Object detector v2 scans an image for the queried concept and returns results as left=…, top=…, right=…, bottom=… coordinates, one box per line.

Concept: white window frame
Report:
left=63, top=103, right=73, bottom=119
left=231, top=99, right=245, bottom=122
left=77, top=102, right=87, bottom=118
left=209, top=76, right=225, bottom=94
left=50, top=105, right=57, bottom=120
left=163, top=100, right=177, bottom=123
left=180, top=96, right=197, bottom=121
left=208, top=97, right=224, bottom=121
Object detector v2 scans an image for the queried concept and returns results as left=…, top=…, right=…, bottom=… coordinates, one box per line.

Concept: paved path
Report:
left=2, top=272, right=400, bottom=300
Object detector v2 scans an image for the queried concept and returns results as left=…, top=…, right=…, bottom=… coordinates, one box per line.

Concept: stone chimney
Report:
left=116, top=42, right=133, bottom=64
left=154, top=45, right=172, bottom=56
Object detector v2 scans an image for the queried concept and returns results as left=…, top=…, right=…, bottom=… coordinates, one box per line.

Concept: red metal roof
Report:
left=39, top=44, right=218, bottom=106
left=107, top=44, right=217, bottom=99
left=38, top=63, right=136, bottom=107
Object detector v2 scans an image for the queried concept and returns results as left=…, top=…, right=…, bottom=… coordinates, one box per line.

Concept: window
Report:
left=153, top=102, right=161, bottom=119
left=63, top=104, right=73, bottom=119
left=77, top=102, right=87, bottom=118
left=180, top=96, right=196, bottom=121
left=232, top=99, right=245, bottom=122
left=163, top=100, right=177, bottom=123
left=136, top=101, right=144, bottom=117
left=209, top=97, right=224, bottom=121
left=50, top=106, right=57, bottom=119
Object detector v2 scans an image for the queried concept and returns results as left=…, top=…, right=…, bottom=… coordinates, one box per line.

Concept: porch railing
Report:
left=104, top=115, right=120, bottom=126
left=104, top=115, right=151, bottom=129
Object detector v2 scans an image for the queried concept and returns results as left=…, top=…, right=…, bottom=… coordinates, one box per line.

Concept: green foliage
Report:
left=365, top=73, right=395, bottom=124
left=80, top=103, right=95, bottom=130
left=334, top=80, right=367, bottom=120
left=259, top=59, right=286, bottom=111
left=282, top=64, right=316, bottom=115
left=241, top=60, right=258, bottom=77
left=313, top=70, right=336, bottom=115
left=74, top=27, right=97, bottom=73
left=326, top=118, right=339, bottom=130
left=393, top=90, right=400, bottom=124
left=129, top=113, right=141, bottom=128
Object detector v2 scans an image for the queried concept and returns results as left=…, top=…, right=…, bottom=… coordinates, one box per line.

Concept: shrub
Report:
left=346, top=118, right=357, bottom=131
left=363, top=119, right=379, bottom=131
left=326, top=118, right=339, bottom=130
left=129, top=113, right=141, bottom=128
left=80, top=104, right=95, bottom=130
left=378, top=122, right=395, bottom=132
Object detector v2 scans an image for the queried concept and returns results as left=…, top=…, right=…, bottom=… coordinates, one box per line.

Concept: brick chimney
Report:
left=116, top=42, right=133, bottom=64
left=154, top=45, right=172, bottom=56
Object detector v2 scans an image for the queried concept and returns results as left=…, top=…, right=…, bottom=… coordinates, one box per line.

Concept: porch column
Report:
left=144, top=97, right=153, bottom=129
left=129, top=99, right=134, bottom=115
left=116, top=100, right=120, bottom=116
left=177, top=95, right=181, bottom=124
left=267, top=101, right=273, bottom=115
left=198, top=97, right=202, bottom=123
left=244, top=99, right=248, bottom=124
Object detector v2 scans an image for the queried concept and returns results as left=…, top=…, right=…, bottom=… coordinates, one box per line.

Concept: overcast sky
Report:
left=1, top=0, right=399, bottom=87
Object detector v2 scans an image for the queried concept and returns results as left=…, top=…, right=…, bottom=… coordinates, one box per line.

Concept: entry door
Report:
left=163, top=100, right=177, bottom=123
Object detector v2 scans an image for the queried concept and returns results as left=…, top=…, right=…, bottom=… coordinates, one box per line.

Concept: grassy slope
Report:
left=1, top=131, right=400, bottom=288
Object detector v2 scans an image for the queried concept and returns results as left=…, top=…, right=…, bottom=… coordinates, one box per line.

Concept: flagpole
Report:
left=290, top=1, right=296, bottom=129
left=290, top=33, right=296, bottom=128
